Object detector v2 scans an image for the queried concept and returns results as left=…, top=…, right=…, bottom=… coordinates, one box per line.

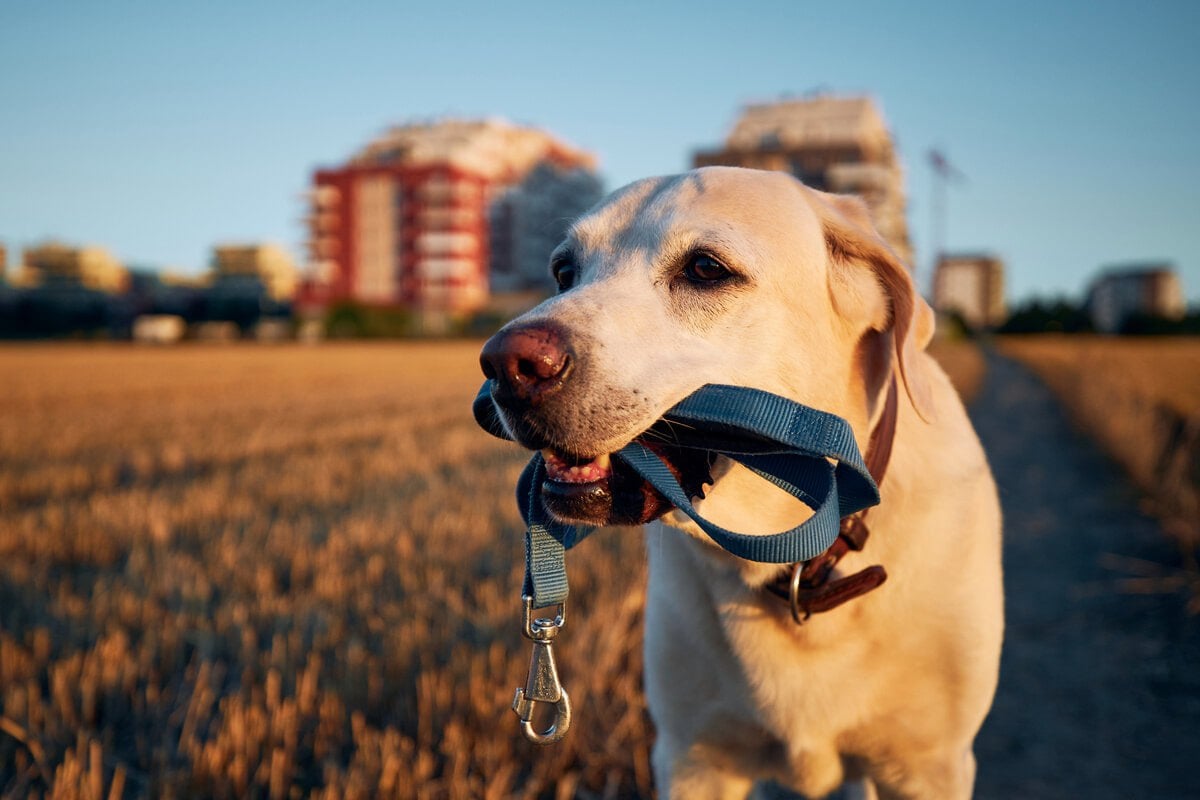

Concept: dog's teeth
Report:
left=539, top=449, right=614, bottom=483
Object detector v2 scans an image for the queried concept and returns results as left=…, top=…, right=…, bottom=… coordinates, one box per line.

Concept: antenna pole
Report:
left=927, top=150, right=961, bottom=293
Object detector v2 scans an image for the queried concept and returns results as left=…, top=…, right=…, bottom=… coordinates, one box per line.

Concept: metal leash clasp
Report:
left=511, top=595, right=572, bottom=744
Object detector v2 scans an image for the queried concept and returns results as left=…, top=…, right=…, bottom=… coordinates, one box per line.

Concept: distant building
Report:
left=212, top=243, right=297, bottom=302
left=0, top=242, right=7, bottom=282
left=1086, top=264, right=1185, bottom=333
left=160, top=270, right=210, bottom=290
left=132, top=314, right=187, bottom=344
left=302, top=118, right=602, bottom=315
left=694, top=94, right=912, bottom=266
left=932, top=254, right=1006, bottom=330
left=21, top=242, right=128, bottom=293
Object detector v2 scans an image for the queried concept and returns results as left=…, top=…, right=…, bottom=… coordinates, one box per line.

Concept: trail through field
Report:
left=971, top=351, right=1200, bottom=799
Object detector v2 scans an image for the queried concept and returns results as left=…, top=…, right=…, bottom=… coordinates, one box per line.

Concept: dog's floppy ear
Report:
left=813, top=191, right=936, bottom=423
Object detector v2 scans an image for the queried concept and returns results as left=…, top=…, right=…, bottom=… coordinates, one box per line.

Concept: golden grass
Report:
left=926, top=338, right=986, bottom=405
left=0, top=341, right=986, bottom=799
left=999, top=336, right=1200, bottom=417
left=0, top=342, right=654, bottom=799
left=999, top=336, right=1200, bottom=542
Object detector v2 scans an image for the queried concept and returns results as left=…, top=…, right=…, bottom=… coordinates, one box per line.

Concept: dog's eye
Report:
left=683, top=253, right=732, bottom=284
left=552, top=259, right=577, bottom=292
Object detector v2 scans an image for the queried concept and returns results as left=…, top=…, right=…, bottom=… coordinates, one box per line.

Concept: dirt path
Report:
left=970, top=352, right=1200, bottom=799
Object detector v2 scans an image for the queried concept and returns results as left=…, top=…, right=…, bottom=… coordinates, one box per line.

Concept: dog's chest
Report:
left=719, top=588, right=874, bottom=730
left=647, top=527, right=874, bottom=746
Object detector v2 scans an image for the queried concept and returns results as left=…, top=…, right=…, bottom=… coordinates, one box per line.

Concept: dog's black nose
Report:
left=480, top=323, right=573, bottom=407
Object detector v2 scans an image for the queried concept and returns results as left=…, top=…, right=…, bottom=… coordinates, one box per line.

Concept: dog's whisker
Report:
left=644, top=419, right=698, bottom=446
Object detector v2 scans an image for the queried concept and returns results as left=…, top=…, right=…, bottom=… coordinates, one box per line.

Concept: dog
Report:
left=479, top=166, right=1003, bottom=799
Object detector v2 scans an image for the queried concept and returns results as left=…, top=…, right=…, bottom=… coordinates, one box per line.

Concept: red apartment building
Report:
left=300, top=119, right=601, bottom=315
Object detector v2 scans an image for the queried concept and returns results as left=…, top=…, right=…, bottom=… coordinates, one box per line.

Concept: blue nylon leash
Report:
left=474, top=381, right=880, bottom=609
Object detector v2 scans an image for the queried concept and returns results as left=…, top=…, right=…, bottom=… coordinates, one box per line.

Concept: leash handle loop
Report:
left=615, top=442, right=843, bottom=564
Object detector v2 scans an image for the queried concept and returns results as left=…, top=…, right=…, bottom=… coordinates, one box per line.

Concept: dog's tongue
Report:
left=543, top=450, right=613, bottom=484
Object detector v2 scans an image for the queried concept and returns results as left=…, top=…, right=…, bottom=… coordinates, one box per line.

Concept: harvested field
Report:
left=999, top=336, right=1200, bottom=544
left=0, top=343, right=653, bottom=799
left=0, top=341, right=983, bottom=799
left=927, top=337, right=986, bottom=404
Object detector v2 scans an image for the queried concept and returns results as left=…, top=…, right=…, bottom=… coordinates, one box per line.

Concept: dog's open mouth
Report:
left=543, top=450, right=614, bottom=484
left=540, top=436, right=714, bottom=526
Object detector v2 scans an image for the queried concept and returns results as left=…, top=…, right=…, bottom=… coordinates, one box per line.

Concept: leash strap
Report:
left=476, top=382, right=880, bottom=609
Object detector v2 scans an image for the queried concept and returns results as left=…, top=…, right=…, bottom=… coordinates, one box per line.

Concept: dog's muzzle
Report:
left=479, top=321, right=710, bottom=526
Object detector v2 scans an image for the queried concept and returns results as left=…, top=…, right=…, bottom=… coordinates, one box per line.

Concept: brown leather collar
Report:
left=763, top=375, right=899, bottom=623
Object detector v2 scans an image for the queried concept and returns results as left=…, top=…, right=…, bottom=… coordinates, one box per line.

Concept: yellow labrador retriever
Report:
left=479, top=166, right=1003, bottom=799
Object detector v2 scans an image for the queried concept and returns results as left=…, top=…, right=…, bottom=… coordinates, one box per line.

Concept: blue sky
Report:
left=1, top=0, right=1197, bottom=303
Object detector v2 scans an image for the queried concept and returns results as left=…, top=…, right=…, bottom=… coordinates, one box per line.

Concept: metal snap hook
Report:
left=512, top=596, right=572, bottom=744
left=512, top=680, right=572, bottom=745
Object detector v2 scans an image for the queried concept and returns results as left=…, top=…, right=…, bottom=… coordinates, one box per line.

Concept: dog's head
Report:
left=480, top=166, right=934, bottom=528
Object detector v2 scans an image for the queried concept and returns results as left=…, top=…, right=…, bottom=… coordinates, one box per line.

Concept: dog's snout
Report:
left=480, top=323, right=573, bottom=406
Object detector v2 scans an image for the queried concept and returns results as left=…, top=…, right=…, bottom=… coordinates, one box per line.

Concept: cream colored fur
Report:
left=508, top=167, right=1003, bottom=799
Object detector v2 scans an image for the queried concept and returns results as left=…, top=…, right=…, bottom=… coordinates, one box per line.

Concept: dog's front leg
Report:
left=652, top=740, right=756, bottom=800
left=870, top=748, right=976, bottom=800
left=644, top=523, right=771, bottom=799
